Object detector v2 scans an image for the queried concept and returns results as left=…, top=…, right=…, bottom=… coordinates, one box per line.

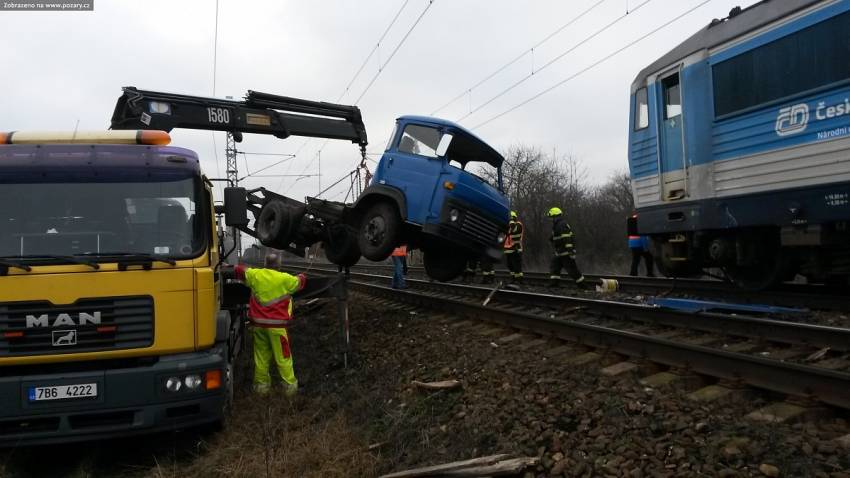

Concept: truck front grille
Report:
left=0, top=296, right=154, bottom=357
left=460, top=209, right=501, bottom=246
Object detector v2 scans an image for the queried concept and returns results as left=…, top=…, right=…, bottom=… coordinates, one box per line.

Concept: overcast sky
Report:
left=1, top=0, right=759, bottom=201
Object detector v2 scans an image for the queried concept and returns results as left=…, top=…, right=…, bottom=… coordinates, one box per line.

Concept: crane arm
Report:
left=110, top=87, right=368, bottom=146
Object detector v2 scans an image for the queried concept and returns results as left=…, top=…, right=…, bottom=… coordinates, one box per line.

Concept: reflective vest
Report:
left=235, top=265, right=306, bottom=328
left=504, top=220, right=524, bottom=253
left=392, top=245, right=407, bottom=257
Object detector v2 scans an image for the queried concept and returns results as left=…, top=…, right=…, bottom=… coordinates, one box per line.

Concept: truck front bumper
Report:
left=0, top=349, right=226, bottom=446
left=422, top=198, right=506, bottom=260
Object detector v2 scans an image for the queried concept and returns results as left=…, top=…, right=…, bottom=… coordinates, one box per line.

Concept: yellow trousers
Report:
left=252, top=327, right=297, bottom=395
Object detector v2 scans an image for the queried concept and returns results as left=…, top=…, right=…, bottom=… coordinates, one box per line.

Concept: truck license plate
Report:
left=28, top=383, right=98, bottom=401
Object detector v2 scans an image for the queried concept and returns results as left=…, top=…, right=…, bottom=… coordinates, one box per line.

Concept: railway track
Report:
left=291, top=261, right=849, bottom=311
left=293, top=266, right=850, bottom=411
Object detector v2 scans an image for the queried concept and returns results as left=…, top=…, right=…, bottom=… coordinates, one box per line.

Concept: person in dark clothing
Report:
left=627, top=213, right=655, bottom=277
left=480, top=257, right=495, bottom=284
left=504, top=211, right=524, bottom=284
left=462, top=259, right=479, bottom=283
left=547, top=207, right=586, bottom=288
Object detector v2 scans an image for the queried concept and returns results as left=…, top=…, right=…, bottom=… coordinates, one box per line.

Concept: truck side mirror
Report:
left=436, top=134, right=453, bottom=157
left=223, top=187, right=249, bottom=227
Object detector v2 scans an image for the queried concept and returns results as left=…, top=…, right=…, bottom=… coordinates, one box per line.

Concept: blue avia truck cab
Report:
left=353, top=116, right=510, bottom=281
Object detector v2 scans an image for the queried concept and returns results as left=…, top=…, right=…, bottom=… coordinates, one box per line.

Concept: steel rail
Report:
left=349, top=280, right=850, bottom=410
left=288, top=261, right=848, bottom=311
left=291, top=266, right=850, bottom=352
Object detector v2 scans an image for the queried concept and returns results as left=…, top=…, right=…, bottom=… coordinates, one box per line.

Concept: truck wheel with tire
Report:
left=323, top=224, right=361, bottom=267
left=358, top=201, right=401, bottom=261
left=257, top=200, right=292, bottom=248
left=423, top=245, right=467, bottom=282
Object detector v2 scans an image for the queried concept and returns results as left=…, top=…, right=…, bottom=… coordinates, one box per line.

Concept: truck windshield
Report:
left=0, top=178, right=205, bottom=261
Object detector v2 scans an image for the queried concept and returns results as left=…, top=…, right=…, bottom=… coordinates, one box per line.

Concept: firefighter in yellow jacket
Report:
left=233, top=263, right=307, bottom=396
left=548, top=207, right=586, bottom=288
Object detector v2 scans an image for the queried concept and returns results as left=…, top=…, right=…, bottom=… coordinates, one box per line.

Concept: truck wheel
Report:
left=210, top=350, right=235, bottom=432
left=323, top=224, right=361, bottom=267
left=423, top=246, right=467, bottom=282
left=358, top=201, right=400, bottom=261
left=257, top=200, right=291, bottom=248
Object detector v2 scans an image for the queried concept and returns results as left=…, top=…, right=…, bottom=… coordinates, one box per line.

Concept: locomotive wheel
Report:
left=651, top=240, right=702, bottom=279
left=722, top=232, right=790, bottom=290
left=723, top=259, right=788, bottom=290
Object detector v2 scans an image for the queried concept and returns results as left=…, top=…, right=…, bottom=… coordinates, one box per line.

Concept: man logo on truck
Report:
left=26, top=312, right=102, bottom=328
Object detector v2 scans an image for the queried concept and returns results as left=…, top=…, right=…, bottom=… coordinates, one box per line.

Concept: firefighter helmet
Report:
left=547, top=207, right=563, bottom=217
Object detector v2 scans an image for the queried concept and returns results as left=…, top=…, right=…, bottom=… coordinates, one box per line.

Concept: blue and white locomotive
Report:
left=628, top=0, right=850, bottom=288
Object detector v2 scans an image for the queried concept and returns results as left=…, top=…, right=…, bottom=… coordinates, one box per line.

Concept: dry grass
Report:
left=140, top=393, right=377, bottom=478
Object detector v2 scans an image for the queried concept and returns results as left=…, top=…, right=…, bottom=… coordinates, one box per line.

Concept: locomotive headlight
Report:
left=449, top=209, right=460, bottom=222
left=165, top=377, right=182, bottom=392
left=184, top=374, right=203, bottom=390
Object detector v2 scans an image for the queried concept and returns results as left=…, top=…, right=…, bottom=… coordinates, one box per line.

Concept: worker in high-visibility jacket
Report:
left=233, top=263, right=307, bottom=396
left=503, top=211, right=524, bottom=284
left=627, top=213, right=655, bottom=277
left=547, top=207, right=586, bottom=288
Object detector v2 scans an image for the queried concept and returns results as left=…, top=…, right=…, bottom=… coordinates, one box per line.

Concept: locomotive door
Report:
left=657, top=70, right=687, bottom=201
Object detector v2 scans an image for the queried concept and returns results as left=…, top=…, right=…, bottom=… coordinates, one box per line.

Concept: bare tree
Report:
left=479, top=146, right=635, bottom=274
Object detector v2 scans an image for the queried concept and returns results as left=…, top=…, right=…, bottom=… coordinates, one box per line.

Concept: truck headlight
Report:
left=496, top=232, right=506, bottom=244
left=184, top=374, right=203, bottom=390
left=449, top=209, right=460, bottom=222
left=165, top=377, right=182, bottom=392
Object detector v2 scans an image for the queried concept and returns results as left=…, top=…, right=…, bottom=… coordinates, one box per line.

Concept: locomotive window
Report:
left=713, top=10, right=850, bottom=117
left=662, top=74, right=681, bottom=119
left=634, top=87, right=649, bottom=130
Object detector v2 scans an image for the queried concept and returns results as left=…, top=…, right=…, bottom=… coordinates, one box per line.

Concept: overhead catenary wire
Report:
left=429, top=0, right=609, bottom=116
left=471, top=0, right=715, bottom=130
left=291, top=0, right=437, bottom=198
left=275, top=0, right=421, bottom=194
left=456, top=0, right=654, bottom=123
left=354, top=0, right=435, bottom=105
left=337, top=0, right=412, bottom=103
left=239, top=151, right=299, bottom=156
left=238, top=153, right=297, bottom=181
